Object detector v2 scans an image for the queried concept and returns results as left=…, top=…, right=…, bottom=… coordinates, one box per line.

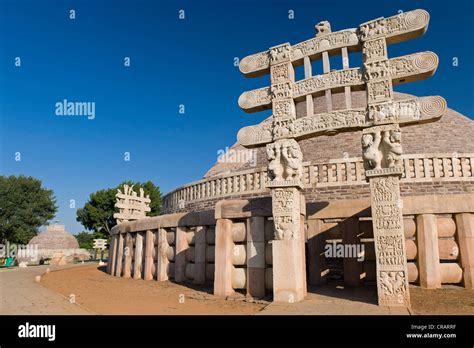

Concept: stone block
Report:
left=143, top=230, right=155, bottom=280
left=157, top=228, right=169, bottom=281
left=272, top=239, right=306, bottom=303
left=193, top=226, right=207, bottom=284
left=455, top=213, right=474, bottom=289
left=439, top=263, right=463, bottom=284
left=175, top=227, right=189, bottom=282
left=133, top=232, right=144, bottom=279
left=214, top=219, right=234, bottom=296
left=416, top=214, right=441, bottom=289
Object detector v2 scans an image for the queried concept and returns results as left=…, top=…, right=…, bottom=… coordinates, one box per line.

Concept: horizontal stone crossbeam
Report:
left=237, top=96, right=447, bottom=147
left=239, top=9, right=430, bottom=77
left=239, top=52, right=439, bottom=112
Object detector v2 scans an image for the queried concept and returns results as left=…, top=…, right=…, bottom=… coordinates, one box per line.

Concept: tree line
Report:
left=0, top=175, right=161, bottom=247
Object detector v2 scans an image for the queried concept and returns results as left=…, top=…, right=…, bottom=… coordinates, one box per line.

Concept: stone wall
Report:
left=108, top=194, right=474, bottom=300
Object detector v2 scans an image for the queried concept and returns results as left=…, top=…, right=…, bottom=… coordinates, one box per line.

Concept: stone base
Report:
left=271, top=239, right=306, bottom=303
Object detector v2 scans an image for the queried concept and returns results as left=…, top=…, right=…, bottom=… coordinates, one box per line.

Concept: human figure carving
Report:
left=274, top=217, right=295, bottom=240
left=380, top=271, right=405, bottom=295
left=267, top=143, right=284, bottom=181
left=282, top=139, right=303, bottom=180
left=362, top=131, right=382, bottom=170
left=383, top=129, right=403, bottom=167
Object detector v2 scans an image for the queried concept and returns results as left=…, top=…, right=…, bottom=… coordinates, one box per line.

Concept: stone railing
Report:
left=107, top=211, right=217, bottom=285
left=163, top=153, right=474, bottom=211
left=108, top=195, right=474, bottom=294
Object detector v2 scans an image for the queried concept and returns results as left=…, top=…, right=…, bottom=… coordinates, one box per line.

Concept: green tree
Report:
left=76, top=181, right=161, bottom=237
left=0, top=175, right=57, bottom=244
left=75, top=231, right=95, bottom=249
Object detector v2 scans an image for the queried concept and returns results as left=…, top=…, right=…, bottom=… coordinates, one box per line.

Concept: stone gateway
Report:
left=108, top=9, right=474, bottom=307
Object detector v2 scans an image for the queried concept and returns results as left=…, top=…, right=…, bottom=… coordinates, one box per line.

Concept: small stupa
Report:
left=29, top=222, right=79, bottom=250
left=27, top=221, right=90, bottom=264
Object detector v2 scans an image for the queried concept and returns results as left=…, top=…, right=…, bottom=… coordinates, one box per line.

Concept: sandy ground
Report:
left=409, top=285, right=474, bottom=315
left=39, top=264, right=474, bottom=315
left=0, top=264, right=92, bottom=315
left=40, top=264, right=265, bottom=315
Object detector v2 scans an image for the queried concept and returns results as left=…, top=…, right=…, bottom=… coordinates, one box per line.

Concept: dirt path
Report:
left=38, top=264, right=474, bottom=315
left=0, top=264, right=93, bottom=315
left=40, top=264, right=265, bottom=315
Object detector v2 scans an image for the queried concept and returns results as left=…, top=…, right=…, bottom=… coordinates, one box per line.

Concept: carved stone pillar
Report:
left=367, top=171, right=410, bottom=307
left=270, top=185, right=307, bottom=302
left=267, top=42, right=307, bottom=303
left=360, top=22, right=410, bottom=307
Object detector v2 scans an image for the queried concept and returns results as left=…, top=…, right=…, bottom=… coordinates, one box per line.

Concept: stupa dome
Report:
left=163, top=90, right=474, bottom=214
left=205, top=91, right=474, bottom=177
left=29, top=223, right=79, bottom=249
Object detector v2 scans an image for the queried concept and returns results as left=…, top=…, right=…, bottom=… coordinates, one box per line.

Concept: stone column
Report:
left=143, top=230, right=154, bottom=281
left=175, top=226, right=188, bottom=282
left=361, top=26, right=410, bottom=307
left=271, top=186, right=307, bottom=302
left=455, top=213, right=474, bottom=289
left=157, top=228, right=169, bottom=281
left=303, top=56, right=314, bottom=116
left=122, top=232, right=133, bottom=279
left=114, top=233, right=124, bottom=277
left=214, top=218, right=234, bottom=296
left=416, top=214, right=441, bottom=289
left=368, top=171, right=410, bottom=307
left=322, top=51, right=332, bottom=112
left=341, top=47, right=352, bottom=109
left=272, top=238, right=307, bottom=303
left=307, top=219, right=327, bottom=285
left=194, top=226, right=207, bottom=284
left=107, top=234, right=117, bottom=275
left=133, top=232, right=144, bottom=279
left=265, top=43, right=307, bottom=303
left=246, top=216, right=266, bottom=298
left=342, top=217, right=363, bottom=287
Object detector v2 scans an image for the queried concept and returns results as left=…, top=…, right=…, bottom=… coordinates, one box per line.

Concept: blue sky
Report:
left=1, top=0, right=473, bottom=234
